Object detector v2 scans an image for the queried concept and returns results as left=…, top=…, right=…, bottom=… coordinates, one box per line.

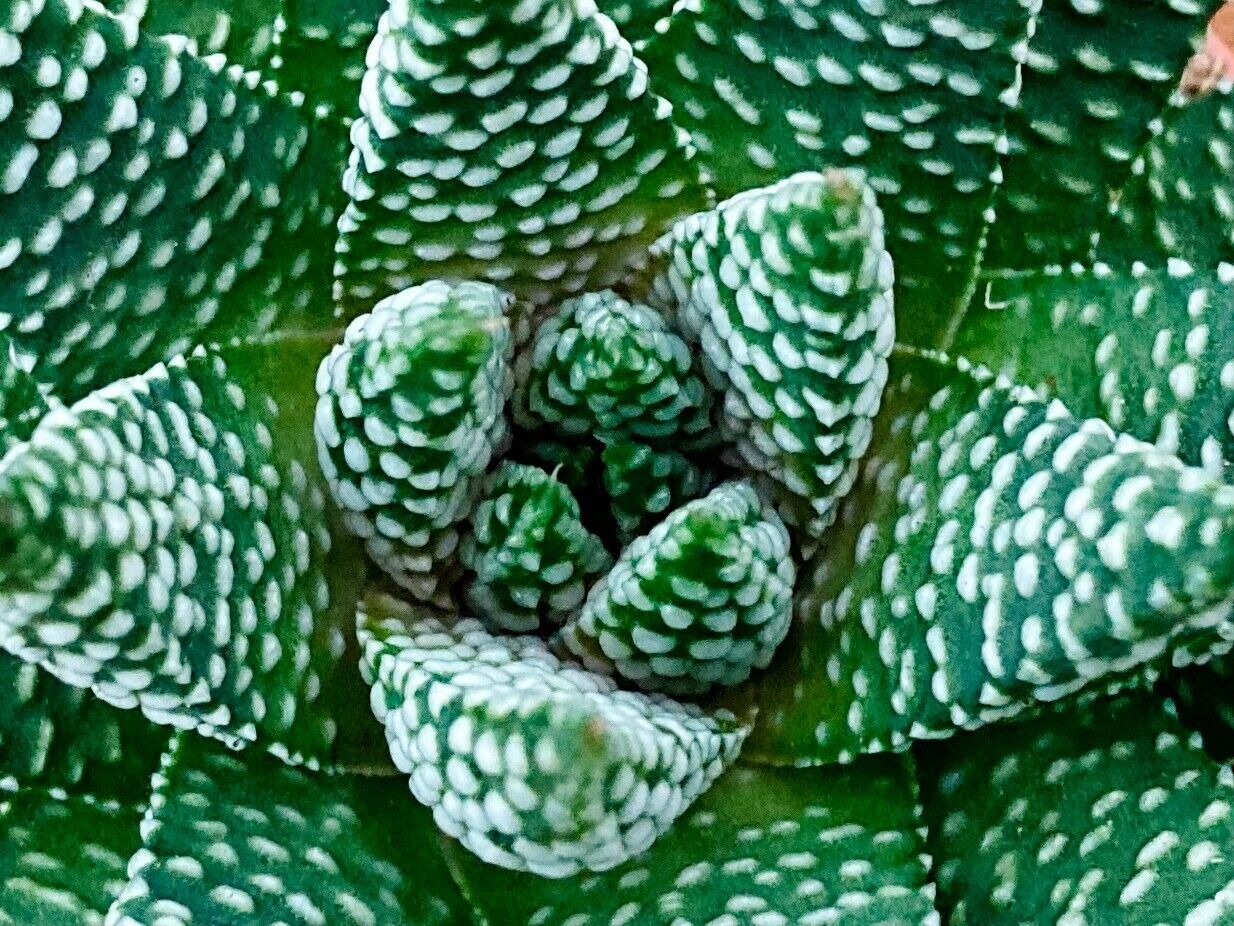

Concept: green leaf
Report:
left=314, top=280, right=514, bottom=605
left=513, top=290, right=713, bottom=448
left=651, top=170, right=895, bottom=541
left=0, top=0, right=342, bottom=400
left=334, top=0, right=706, bottom=310
left=1097, top=88, right=1234, bottom=267
left=738, top=348, right=1234, bottom=765
left=103, top=0, right=281, bottom=72
left=601, top=441, right=711, bottom=544
left=920, top=691, right=1234, bottom=925
left=0, top=788, right=144, bottom=926
left=358, top=593, right=749, bottom=878
left=641, top=0, right=1030, bottom=344
left=597, top=0, right=674, bottom=46
left=105, top=734, right=470, bottom=926
left=280, top=0, right=385, bottom=114
left=560, top=480, right=795, bottom=696
left=984, top=0, right=1206, bottom=269
left=0, top=654, right=168, bottom=797
left=0, top=333, right=370, bottom=768
left=446, top=755, right=938, bottom=926
left=460, top=461, right=611, bottom=634
left=952, top=263, right=1234, bottom=471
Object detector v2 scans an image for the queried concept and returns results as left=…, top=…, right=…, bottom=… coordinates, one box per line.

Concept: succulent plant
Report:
left=11, top=0, right=1234, bottom=923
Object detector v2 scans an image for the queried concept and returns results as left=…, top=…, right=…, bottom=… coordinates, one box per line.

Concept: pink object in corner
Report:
left=1207, top=5, right=1234, bottom=78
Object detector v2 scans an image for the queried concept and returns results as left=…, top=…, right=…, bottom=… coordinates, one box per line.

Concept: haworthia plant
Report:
left=740, top=349, right=1234, bottom=765
left=561, top=481, right=796, bottom=696
left=514, top=289, right=712, bottom=448
left=105, top=735, right=469, bottom=926
left=919, top=692, right=1234, bottom=925
left=640, top=0, right=1028, bottom=342
left=447, top=754, right=938, bottom=926
left=0, top=333, right=371, bottom=767
left=601, top=440, right=710, bottom=544
left=596, top=0, right=674, bottom=46
left=0, top=0, right=341, bottom=400
left=358, top=594, right=749, bottom=877
left=314, top=280, right=513, bottom=605
left=652, top=170, right=895, bottom=542
left=334, top=0, right=706, bottom=310
left=460, top=461, right=611, bottom=633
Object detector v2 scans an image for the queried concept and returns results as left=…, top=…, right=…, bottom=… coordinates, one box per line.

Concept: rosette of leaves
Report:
left=358, top=594, right=749, bottom=877
left=561, top=481, right=796, bottom=696
left=601, top=441, right=711, bottom=544
left=514, top=289, right=712, bottom=447
left=333, top=0, right=706, bottom=310
left=314, top=280, right=513, bottom=605
left=652, top=169, right=896, bottom=541
left=460, top=462, right=611, bottom=633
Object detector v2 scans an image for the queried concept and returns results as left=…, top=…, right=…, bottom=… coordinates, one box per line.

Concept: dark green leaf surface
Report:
left=920, top=692, right=1234, bottom=925
left=596, top=0, right=674, bottom=46
left=984, top=0, right=1206, bottom=269
left=0, top=333, right=369, bottom=768
left=105, top=735, right=470, bottom=926
left=601, top=441, right=711, bottom=544
left=280, top=0, right=385, bottom=114
left=739, top=349, right=1234, bottom=765
left=334, top=0, right=706, bottom=310
left=449, top=755, right=937, bottom=926
left=642, top=0, right=1029, bottom=343
left=0, top=788, right=144, bottom=926
left=359, top=593, right=749, bottom=878
left=0, top=0, right=339, bottom=400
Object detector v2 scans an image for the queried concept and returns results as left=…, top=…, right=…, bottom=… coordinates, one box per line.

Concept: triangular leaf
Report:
left=446, top=755, right=939, bottom=926
left=738, top=348, right=1234, bottom=765
left=920, top=692, right=1234, bottom=925
left=334, top=0, right=706, bottom=310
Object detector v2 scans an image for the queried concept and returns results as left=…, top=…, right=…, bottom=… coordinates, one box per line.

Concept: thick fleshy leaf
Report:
left=0, top=787, right=144, bottom=926
left=651, top=170, right=895, bottom=541
left=447, top=755, right=939, bottom=926
left=105, top=735, right=470, bottom=926
left=314, top=280, right=513, bottom=604
left=601, top=441, right=711, bottom=544
left=561, top=481, right=795, bottom=696
left=359, top=594, right=749, bottom=878
left=1097, top=87, right=1234, bottom=267
left=738, top=349, right=1234, bottom=765
left=641, top=0, right=1029, bottom=343
left=920, top=692, right=1234, bottom=925
left=334, top=0, right=706, bottom=310
left=983, top=0, right=1206, bottom=269
left=0, top=333, right=370, bottom=767
left=0, top=336, right=47, bottom=456
left=952, top=262, right=1234, bottom=472
left=0, top=0, right=342, bottom=399
left=460, top=461, right=611, bottom=633
left=513, top=290, right=712, bottom=448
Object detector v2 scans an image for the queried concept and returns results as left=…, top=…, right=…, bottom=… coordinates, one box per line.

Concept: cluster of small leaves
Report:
left=10, top=0, right=1234, bottom=923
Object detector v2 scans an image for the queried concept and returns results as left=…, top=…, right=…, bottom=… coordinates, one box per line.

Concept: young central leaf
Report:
left=460, top=461, right=611, bottom=633
left=744, top=350, right=1234, bottom=766
left=514, top=290, right=712, bottom=447
left=601, top=441, right=711, bottom=544
left=0, top=335, right=368, bottom=767
left=652, top=170, right=895, bottom=542
left=358, top=594, right=749, bottom=878
left=561, top=480, right=795, bottom=696
left=314, top=280, right=513, bottom=606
